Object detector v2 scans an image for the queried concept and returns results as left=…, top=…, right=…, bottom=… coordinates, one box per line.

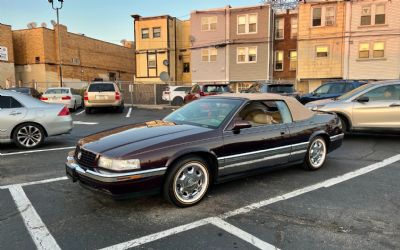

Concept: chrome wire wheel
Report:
left=16, top=125, right=42, bottom=148
left=309, top=138, right=326, bottom=169
left=173, top=162, right=209, bottom=204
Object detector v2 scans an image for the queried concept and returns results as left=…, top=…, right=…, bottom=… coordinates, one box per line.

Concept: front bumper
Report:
left=65, top=156, right=166, bottom=197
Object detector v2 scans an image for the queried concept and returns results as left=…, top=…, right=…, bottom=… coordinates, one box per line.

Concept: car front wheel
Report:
left=163, top=156, right=210, bottom=207
left=13, top=123, right=45, bottom=149
left=303, top=136, right=327, bottom=171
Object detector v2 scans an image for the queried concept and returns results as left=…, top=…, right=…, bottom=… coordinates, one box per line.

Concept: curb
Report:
left=124, top=104, right=180, bottom=110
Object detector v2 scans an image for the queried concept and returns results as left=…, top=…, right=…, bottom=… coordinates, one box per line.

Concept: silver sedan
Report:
left=0, top=90, right=73, bottom=149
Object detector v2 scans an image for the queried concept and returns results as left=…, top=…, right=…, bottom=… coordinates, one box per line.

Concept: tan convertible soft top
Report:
left=210, top=93, right=314, bottom=121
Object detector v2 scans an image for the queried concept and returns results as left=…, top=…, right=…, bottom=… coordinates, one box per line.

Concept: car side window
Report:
left=314, top=84, right=331, bottom=95
left=275, top=101, right=293, bottom=123
left=344, top=83, right=354, bottom=92
left=361, top=85, right=400, bottom=101
left=191, top=85, right=200, bottom=93
left=0, top=96, right=23, bottom=109
left=327, top=83, right=345, bottom=94
left=235, top=101, right=285, bottom=127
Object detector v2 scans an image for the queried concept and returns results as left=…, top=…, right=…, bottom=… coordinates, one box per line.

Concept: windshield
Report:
left=268, top=85, right=294, bottom=93
left=203, top=85, right=231, bottom=93
left=45, top=88, right=70, bottom=94
left=88, top=83, right=115, bottom=92
left=336, top=84, right=373, bottom=101
left=164, top=98, right=242, bottom=129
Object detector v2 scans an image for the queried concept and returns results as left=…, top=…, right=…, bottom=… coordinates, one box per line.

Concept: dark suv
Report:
left=299, top=80, right=367, bottom=104
left=242, top=82, right=300, bottom=99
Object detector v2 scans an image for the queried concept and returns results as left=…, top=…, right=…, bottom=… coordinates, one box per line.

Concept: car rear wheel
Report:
left=13, top=123, right=45, bottom=149
left=303, top=136, right=327, bottom=171
left=117, top=103, right=124, bottom=113
left=71, top=101, right=77, bottom=112
left=171, top=97, right=184, bottom=106
left=163, top=156, right=210, bottom=207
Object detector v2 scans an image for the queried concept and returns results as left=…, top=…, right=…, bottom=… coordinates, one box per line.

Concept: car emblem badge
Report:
left=77, top=152, right=82, bottom=160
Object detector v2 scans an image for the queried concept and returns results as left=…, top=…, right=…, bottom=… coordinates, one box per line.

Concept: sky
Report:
left=1, top=0, right=262, bottom=45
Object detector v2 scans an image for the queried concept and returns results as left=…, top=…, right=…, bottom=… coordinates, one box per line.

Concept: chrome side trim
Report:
left=220, top=149, right=308, bottom=170
left=217, top=142, right=309, bottom=160
left=66, top=161, right=166, bottom=183
left=330, top=133, right=344, bottom=141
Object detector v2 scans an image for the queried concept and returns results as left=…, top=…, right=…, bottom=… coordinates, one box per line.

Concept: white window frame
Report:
left=201, top=16, right=217, bottom=31
left=289, top=50, right=297, bottom=71
left=372, top=41, right=385, bottom=58
left=237, top=47, right=257, bottom=64
left=360, top=5, right=372, bottom=26
left=148, top=53, right=156, bottom=68
left=358, top=42, right=370, bottom=59
left=290, top=16, right=298, bottom=39
left=311, top=6, right=336, bottom=27
left=315, top=45, right=329, bottom=58
left=275, top=17, right=284, bottom=40
left=274, top=50, right=284, bottom=71
left=201, top=48, right=218, bottom=62
left=325, top=6, right=336, bottom=26
left=374, top=4, right=386, bottom=25
left=237, top=13, right=258, bottom=35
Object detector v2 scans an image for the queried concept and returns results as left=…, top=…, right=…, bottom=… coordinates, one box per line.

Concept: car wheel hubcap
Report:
left=17, top=126, right=41, bottom=147
left=173, top=162, right=209, bottom=203
left=309, top=139, right=326, bottom=168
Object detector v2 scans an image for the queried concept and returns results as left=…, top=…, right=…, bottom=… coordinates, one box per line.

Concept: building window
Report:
left=237, top=14, right=258, bottom=34
left=361, top=6, right=371, bottom=26
left=237, top=48, right=246, bottom=63
left=312, top=7, right=322, bottom=27
left=373, top=42, right=384, bottom=58
left=153, top=27, right=161, bottom=38
left=237, top=47, right=257, bottom=63
left=35, top=57, right=40, bottom=64
left=325, top=6, right=335, bottom=26
left=148, top=54, right=156, bottom=68
left=291, top=16, right=298, bottom=38
left=275, top=18, right=284, bottom=39
left=359, top=43, right=370, bottom=58
left=375, top=4, right=385, bottom=25
left=141, top=28, right=149, bottom=39
left=183, top=62, right=190, bottom=73
left=289, top=50, right=297, bottom=71
left=248, top=47, right=257, bottom=62
left=274, top=51, right=283, bottom=71
left=201, top=16, right=217, bottom=31
left=201, top=48, right=217, bottom=62
left=316, top=46, right=329, bottom=58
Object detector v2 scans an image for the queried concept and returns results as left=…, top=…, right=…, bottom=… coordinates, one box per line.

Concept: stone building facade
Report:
left=12, top=25, right=135, bottom=91
left=0, top=23, right=16, bottom=88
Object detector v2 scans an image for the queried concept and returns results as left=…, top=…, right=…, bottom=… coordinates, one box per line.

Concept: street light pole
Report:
left=49, top=0, right=64, bottom=87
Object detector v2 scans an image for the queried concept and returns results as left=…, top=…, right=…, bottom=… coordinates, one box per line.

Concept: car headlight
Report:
left=307, top=105, right=325, bottom=111
left=98, top=156, right=140, bottom=171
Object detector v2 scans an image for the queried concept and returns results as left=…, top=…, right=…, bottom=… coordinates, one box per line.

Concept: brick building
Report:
left=0, top=23, right=16, bottom=88
left=12, top=24, right=135, bottom=91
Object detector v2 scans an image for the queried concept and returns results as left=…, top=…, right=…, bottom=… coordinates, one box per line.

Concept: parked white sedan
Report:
left=41, top=87, right=83, bottom=111
left=162, top=86, right=191, bottom=106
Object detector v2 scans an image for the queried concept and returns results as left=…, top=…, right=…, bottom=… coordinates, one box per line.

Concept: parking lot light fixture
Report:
left=48, top=0, right=64, bottom=87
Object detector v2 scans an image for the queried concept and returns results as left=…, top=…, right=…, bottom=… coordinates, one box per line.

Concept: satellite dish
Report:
left=190, top=35, right=196, bottom=43
left=159, top=71, right=170, bottom=82
left=27, top=22, right=37, bottom=29
left=163, top=59, right=169, bottom=66
left=120, top=39, right=127, bottom=45
left=41, top=22, right=47, bottom=28
left=51, top=20, right=57, bottom=26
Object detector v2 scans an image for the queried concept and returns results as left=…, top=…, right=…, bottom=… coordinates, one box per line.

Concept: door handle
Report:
left=280, top=131, right=286, bottom=136
left=389, top=103, right=400, bottom=107
left=9, top=111, right=22, bottom=116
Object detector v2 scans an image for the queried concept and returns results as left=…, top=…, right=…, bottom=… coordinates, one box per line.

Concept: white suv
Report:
left=162, top=86, right=191, bottom=106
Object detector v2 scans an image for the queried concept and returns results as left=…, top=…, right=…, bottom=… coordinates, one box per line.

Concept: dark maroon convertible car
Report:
left=66, top=93, right=343, bottom=207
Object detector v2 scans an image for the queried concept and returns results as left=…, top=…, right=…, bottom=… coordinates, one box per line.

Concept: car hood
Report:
left=79, top=120, right=212, bottom=158
left=306, top=98, right=337, bottom=107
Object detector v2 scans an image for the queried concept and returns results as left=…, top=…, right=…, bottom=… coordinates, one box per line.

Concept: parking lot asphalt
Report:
left=0, top=107, right=399, bottom=250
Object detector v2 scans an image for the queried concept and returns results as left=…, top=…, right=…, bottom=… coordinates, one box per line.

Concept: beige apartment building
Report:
left=343, top=0, right=400, bottom=81
left=297, top=0, right=347, bottom=93
left=0, top=23, right=16, bottom=88
left=132, top=15, right=191, bottom=84
left=12, top=24, right=135, bottom=91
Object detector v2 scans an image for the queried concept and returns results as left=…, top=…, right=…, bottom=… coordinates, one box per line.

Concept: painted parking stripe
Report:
left=101, top=153, right=400, bottom=249
left=125, top=107, right=132, bottom=118
left=0, top=146, right=75, bottom=156
left=207, top=217, right=279, bottom=250
left=73, top=121, right=99, bottom=125
left=75, top=110, right=85, bottom=116
left=9, top=186, right=61, bottom=250
left=0, top=177, right=69, bottom=190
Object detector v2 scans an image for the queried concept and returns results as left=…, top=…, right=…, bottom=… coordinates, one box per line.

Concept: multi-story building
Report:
left=190, top=5, right=273, bottom=92
left=0, top=23, right=15, bottom=88
left=273, top=9, right=298, bottom=83
left=297, top=0, right=347, bottom=93
left=12, top=24, right=135, bottom=91
left=132, top=15, right=191, bottom=84
left=343, top=0, right=400, bottom=81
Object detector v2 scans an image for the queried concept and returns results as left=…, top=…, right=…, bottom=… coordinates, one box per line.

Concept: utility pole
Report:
left=48, top=0, right=64, bottom=87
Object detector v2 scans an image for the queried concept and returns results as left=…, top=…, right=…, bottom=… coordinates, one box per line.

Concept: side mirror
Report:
left=232, top=120, right=251, bottom=133
left=356, top=96, right=369, bottom=103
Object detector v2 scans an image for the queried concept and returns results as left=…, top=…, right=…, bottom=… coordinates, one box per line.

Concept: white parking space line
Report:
left=0, top=177, right=68, bottom=190
left=75, top=110, right=85, bottom=116
left=207, top=217, right=279, bottom=250
left=9, top=186, right=61, bottom=250
left=0, top=146, right=75, bottom=156
left=125, top=107, right=132, bottom=118
left=101, top=153, right=400, bottom=249
left=73, top=121, right=99, bottom=125
left=100, top=219, right=209, bottom=250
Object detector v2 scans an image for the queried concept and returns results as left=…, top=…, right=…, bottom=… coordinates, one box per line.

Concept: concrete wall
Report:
left=0, top=24, right=15, bottom=87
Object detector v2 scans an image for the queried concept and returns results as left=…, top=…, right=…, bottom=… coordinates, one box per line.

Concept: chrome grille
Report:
left=75, top=146, right=97, bottom=167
